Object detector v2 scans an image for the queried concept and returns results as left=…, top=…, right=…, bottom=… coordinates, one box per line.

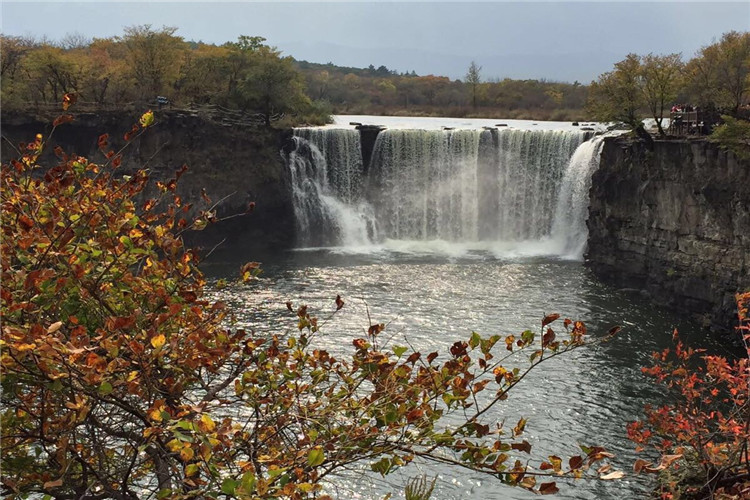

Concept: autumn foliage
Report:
left=1, top=99, right=621, bottom=499
left=628, top=292, right=750, bottom=499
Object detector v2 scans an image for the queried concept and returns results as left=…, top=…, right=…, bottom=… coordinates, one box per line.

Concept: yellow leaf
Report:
left=185, top=463, right=199, bottom=476
left=151, top=334, right=166, bottom=349
left=140, top=110, right=155, bottom=128
left=298, top=483, right=314, bottom=493
left=149, top=408, right=163, bottom=422
left=16, top=343, right=37, bottom=352
left=199, top=414, right=216, bottom=432
left=47, top=321, right=63, bottom=334
left=180, top=446, right=194, bottom=462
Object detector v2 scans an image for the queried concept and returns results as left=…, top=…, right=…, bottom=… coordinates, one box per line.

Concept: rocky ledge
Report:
left=586, top=136, right=750, bottom=332
left=1, top=109, right=295, bottom=257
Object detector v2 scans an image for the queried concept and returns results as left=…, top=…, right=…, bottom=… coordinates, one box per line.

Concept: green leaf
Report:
left=98, top=381, right=113, bottom=396
left=392, top=345, right=408, bottom=358
left=156, top=489, right=172, bottom=499
left=371, top=457, right=392, bottom=476
left=469, top=331, right=481, bottom=349
left=221, top=478, right=239, bottom=495
left=307, top=446, right=325, bottom=467
left=521, top=330, right=535, bottom=345
left=239, top=471, right=256, bottom=493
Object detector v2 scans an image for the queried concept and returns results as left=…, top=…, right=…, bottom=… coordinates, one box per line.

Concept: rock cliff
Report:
left=587, top=136, right=750, bottom=332
left=1, top=109, right=295, bottom=257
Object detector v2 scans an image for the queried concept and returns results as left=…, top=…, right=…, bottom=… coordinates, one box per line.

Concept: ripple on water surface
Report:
left=203, top=249, right=723, bottom=500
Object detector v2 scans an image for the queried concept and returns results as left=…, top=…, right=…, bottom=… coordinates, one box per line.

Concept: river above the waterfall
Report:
left=203, top=248, right=727, bottom=500
left=328, top=114, right=605, bottom=132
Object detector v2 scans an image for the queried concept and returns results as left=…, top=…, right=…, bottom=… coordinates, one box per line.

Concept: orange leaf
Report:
left=53, top=114, right=74, bottom=127
left=43, top=478, right=64, bottom=489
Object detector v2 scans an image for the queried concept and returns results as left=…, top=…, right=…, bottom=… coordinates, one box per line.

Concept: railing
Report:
left=4, top=101, right=284, bottom=127
left=668, top=110, right=703, bottom=136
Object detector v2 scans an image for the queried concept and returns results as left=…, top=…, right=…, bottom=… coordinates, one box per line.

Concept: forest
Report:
left=3, top=26, right=747, bottom=127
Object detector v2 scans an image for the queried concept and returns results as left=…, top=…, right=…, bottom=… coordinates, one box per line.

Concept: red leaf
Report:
left=539, top=482, right=559, bottom=495
left=569, top=455, right=584, bottom=470
left=44, top=478, right=64, bottom=489
left=427, top=351, right=438, bottom=364
left=542, top=313, right=560, bottom=326
left=542, top=328, right=555, bottom=347
left=18, top=214, right=34, bottom=231
left=368, top=323, right=384, bottom=337
left=286, top=301, right=293, bottom=312
left=335, top=294, right=344, bottom=310
left=97, top=133, right=109, bottom=150
left=53, top=114, right=74, bottom=127
left=511, top=440, right=532, bottom=454
left=62, top=92, right=77, bottom=110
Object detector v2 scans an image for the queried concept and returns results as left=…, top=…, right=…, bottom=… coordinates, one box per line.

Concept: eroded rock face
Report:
left=1, top=110, right=295, bottom=257
left=586, top=136, right=750, bottom=332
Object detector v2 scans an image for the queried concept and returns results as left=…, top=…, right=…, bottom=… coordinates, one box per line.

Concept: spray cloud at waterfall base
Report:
left=283, top=125, right=606, bottom=260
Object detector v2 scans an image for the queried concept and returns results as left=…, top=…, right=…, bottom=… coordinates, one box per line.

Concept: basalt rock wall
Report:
left=586, top=136, right=750, bottom=332
left=1, top=110, right=295, bottom=257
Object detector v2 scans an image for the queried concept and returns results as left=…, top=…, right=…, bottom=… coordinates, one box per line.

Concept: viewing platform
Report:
left=668, top=108, right=703, bottom=135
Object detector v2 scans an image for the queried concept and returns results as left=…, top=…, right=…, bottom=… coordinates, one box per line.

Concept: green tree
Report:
left=639, top=53, right=683, bottom=136
left=587, top=54, right=643, bottom=128
left=465, top=60, right=482, bottom=109
left=120, top=24, right=184, bottom=98
left=685, top=31, right=750, bottom=116
left=0, top=35, right=33, bottom=108
left=240, top=48, right=309, bottom=125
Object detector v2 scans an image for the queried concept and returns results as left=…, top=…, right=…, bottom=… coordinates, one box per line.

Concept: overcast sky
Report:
left=2, top=1, right=748, bottom=82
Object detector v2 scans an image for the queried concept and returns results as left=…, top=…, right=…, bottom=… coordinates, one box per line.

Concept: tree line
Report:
left=1, top=26, right=591, bottom=123
left=2, top=26, right=747, bottom=128
left=0, top=27, right=329, bottom=126
left=295, top=59, right=590, bottom=121
left=586, top=31, right=750, bottom=136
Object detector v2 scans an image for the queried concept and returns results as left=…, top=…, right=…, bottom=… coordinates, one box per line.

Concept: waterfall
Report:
left=282, top=129, right=375, bottom=247
left=368, top=128, right=584, bottom=242
left=550, top=136, right=607, bottom=259
left=284, top=126, right=603, bottom=258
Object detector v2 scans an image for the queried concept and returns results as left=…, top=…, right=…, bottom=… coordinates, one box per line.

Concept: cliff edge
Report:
left=587, top=136, right=750, bottom=332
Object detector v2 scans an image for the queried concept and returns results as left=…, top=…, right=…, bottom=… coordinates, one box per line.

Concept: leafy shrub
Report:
left=1, top=98, right=620, bottom=499
left=628, top=292, right=750, bottom=499
left=709, top=116, right=750, bottom=160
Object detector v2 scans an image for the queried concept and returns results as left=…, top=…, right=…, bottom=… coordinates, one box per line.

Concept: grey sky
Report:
left=2, top=1, right=748, bottom=82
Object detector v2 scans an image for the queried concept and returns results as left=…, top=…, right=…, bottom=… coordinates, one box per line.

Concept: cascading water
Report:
left=283, top=129, right=375, bottom=247
left=368, top=128, right=585, bottom=242
left=550, top=135, right=607, bottom=258
left=367, top=129, right=482, bottom=241
left=284, top=126, right=605, bottom=259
